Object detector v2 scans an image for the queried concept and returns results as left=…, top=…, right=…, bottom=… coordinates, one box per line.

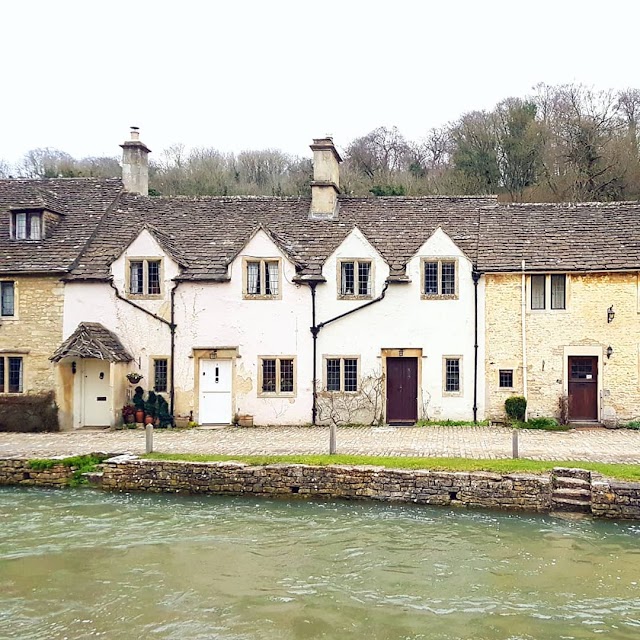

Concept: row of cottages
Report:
left=1, top=130, right=639, bottom=429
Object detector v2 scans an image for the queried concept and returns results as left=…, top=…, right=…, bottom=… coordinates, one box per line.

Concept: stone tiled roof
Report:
left=68, top=194, right=493, bottom=280
left=478, top=201, right=640, bottom=272
left=0, top=178, right=122, bottom=274
left=50, top=322, right=133, bottom=362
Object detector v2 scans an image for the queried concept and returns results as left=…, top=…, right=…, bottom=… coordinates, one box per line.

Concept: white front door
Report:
left=83, top=359, right=111, bottom=426
left=200, top=359, right=232, bottom=424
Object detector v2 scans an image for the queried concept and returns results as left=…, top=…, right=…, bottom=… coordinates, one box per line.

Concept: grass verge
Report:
left=28, top=454, right=108, bottom=487
left=142, top=453, right=640, bottom=482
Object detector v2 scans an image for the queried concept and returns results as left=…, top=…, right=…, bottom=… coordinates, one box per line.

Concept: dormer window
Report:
left=128, top=258, right=162, bottom=297
left=339, top=259, right=372, bottom=299
left=12, top=210, right=43, bottom=240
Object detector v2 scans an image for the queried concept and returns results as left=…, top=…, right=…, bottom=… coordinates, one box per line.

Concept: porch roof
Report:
left=50, top=322, right=133, bottom=363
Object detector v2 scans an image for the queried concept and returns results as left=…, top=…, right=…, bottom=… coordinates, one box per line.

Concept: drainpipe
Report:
left=521, top=260, right=528, bottom=422
left=472, top=270, right=480, bottom=423
left=309, top=280, right=390, bottom=424
left=310, top=282, right=318, bottom=425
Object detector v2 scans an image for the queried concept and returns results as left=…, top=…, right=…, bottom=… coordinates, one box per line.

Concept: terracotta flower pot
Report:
left=144, top=415, right=154, bottom=425
left=135, top=410, right=145, bottom=423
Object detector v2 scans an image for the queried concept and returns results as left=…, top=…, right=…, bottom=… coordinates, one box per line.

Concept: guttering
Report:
left=472, top=270, right=480, bottom=423
left=521, top=260, right=528, bottom=422
left=309, top=280, right=390, bottom=424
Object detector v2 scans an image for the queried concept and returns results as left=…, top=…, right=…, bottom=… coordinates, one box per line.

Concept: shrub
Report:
left=0, top=392, right=59, bottom=432
left=505, top=396, right=527, bottom=422
left=525, top=417, right=564, bottom=430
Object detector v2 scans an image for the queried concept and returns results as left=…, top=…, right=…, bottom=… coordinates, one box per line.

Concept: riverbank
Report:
left=1, top=456, right=639, bottom=520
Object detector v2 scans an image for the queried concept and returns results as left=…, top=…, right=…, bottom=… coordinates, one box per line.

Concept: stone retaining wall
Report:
left=1, top=457, right=639, bottom=520
left=0, top=458, right=75, bottom=487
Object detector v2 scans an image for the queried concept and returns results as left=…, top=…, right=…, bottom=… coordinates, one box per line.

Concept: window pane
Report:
left=265, top=261, right=279, bottom=296
left=0, top=357, right=4, bottom=392
left=262, top=359, right=276, bottom=392
left=280, top=359, right=294, bottom=393
left=358, top=262, right=371, bottom=296
left=499, top=369, right=513, bottom=388
left=130, top=261, right=143, bottom=294
left=30, top=214, right=42, bottom=240
left=154, top=359, right=168, bottom=392
left=1, top=282, right=15, bottom=316
left=441, top=262, right=456, bottom=295
left=445, top=358, right=460, bottom=392
left=326, top=358, right=341, bottom=391
left=341, top=262, right=355, bottom=295
left=424, top=262, right=438, bottom=294
left=8, top=357, right=22, bottom=393
left=247, top=262, right=260, bottom=294
left=147, top=260, right=161, bottom=295
left=551, top=274, right=566, bottom=310
left=531, top=275, right=545, bottom=309
left=15, top=213, right=27, bottom=239
left=344, top=358, right=358, bottom=392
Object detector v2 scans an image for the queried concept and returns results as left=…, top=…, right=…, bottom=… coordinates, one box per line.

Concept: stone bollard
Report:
left=329, top=423, right=337, bottom=455
left=146, top=423, right=154, bottom=454
left=512, top=429, right=519, bottom=459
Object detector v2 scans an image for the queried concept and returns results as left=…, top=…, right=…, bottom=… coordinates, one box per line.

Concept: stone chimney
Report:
left=120, top=126, right=151, bottom=195
left=310, top=137, right=342, bottom=218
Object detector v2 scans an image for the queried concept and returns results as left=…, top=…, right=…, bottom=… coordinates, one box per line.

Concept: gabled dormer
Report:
left=9, top=206, right=64, bottom=240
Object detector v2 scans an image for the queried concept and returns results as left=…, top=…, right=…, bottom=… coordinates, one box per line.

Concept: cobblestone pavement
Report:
left=0, top=425, right=639, bottom=463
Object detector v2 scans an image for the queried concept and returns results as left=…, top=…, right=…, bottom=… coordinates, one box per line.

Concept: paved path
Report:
left=0, top=425, right=639, bottom=463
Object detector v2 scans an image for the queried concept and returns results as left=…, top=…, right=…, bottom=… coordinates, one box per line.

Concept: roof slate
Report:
left=477, top=202, right=640, bottom=272
left=68, top=194, right=492, bottom=280
left=0, top=178, right=122, bottom=274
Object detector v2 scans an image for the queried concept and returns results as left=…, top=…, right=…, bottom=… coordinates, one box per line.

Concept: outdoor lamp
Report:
left=607, top=305, right=615, bottom=323
left=71, top=361, right=77, bottom=374
left=606, top=346, right=613, bottom=359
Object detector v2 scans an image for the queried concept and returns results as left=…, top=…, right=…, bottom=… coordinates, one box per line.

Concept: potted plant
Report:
left=144, top=391, right=158, bottom=425
left=121, top=404, right=136, bottom=426
left=157, top=395, right=173, bottom=428
left=126, top=372, right=144, bottom=385
left=132, top=386, right=145, bottom=423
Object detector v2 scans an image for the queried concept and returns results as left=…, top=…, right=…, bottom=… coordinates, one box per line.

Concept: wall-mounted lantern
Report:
left=607, top=305, right=615, bottom=323
left=606, top=346, right=613, bottom=359
left=71, top=361, right=77, bottom=375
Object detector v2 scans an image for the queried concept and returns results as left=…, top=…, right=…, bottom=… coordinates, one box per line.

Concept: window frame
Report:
left=11, top=210, right=43, bottom=240
left=442, top=356, right=462, bottom=396
left=126, top=257, right=164, bottom=298
left=337, top=259, right=374, bottom=300
left=258, top=356, right=296, bottom=397
left=242, top=257, right=283, bottom=300
left=151, top=356, right=170, bottom=393
left=529, top=273, right=568, bottom=312
left=0, top=355, right=24, bottom=394
left=323, top=355, right=360, bottom=393
left=421, top=258, right=459, bottom=300
left=0, top=281, right=16, bottom=319
left=499, top=369, right=514, bottom=389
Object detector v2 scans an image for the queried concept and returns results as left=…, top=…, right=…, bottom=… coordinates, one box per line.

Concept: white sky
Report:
left=2, top=0, right=639, bottom=164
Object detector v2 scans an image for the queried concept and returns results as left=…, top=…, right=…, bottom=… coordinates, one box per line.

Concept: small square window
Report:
left=499, top=369, right=513, bottom=388
left=324, top=357, right=359, bottom=392
left=12, top=211, right=42, bottom=240
left=422, top=259, right=457, bottom=298
left=0, top=356, right=23, bottom=393
left=245, top=259, right=281, bottom=298
left=259, top=357, right=295, bottom=395
left=129, top=259, right=162, bottom=296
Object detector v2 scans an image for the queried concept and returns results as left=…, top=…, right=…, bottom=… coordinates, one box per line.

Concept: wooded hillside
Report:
left=3, top=84, right=639, bottom=202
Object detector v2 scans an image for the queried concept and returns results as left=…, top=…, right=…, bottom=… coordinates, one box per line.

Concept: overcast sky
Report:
left=2, top=0, right=639, bottom=164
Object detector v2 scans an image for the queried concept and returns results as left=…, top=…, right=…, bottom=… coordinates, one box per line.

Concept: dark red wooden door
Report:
left=386, top=357, right=418, bottom=423
left=568, top=356, right=598, bottom=421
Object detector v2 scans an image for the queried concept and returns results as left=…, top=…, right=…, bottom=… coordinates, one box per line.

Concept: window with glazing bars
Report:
left=499, top=369, right=513, bottom=388
left=551, top=274, right=566, bottom=310
left=423, top=260, right=456, bottom=296
left=129, top=259, right=161, bottom=295
left=0, top=356, right=23, bottom=393
left=246, top=260, right=279, bottom=297
left=445, top=358, right=460, bottom=393
left=531, top=275, right=546, bottom=309
left=340, top=260, right=371, bottom=297
left=153, top=359, right=168, bottom=392
left=260, top=357, right=294, bottom=394
left=325, top=357, right=358, bottom=392
left=12, top=212, right=42, bottom=240
left=1, top=282, right=15, bottom=316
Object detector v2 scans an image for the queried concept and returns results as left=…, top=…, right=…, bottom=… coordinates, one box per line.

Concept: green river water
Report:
left=0, top=488, right=639, bottom=640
